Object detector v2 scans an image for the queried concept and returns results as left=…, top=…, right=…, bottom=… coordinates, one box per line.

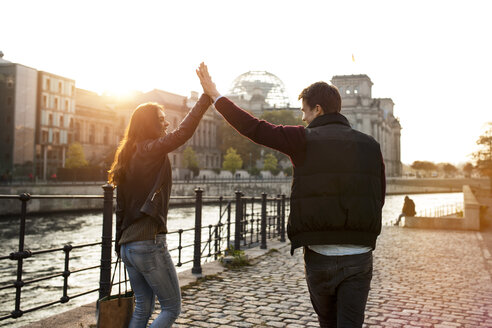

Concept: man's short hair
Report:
left=298, top=82, right=341, bottom=114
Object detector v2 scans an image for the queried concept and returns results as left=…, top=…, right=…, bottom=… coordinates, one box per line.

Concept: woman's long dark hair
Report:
left=108, top=102, right=164, bottom=185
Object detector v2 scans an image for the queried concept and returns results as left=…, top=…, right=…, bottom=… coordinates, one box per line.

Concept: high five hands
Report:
left=196, top=62, right=221, bottom=102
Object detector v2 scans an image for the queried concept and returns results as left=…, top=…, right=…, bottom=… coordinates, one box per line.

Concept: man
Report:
left=395, top=196, right=416, bottom=226
left=196, top=63, right=385, bottom=327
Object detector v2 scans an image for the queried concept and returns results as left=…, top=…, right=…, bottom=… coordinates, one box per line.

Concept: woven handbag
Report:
left=97, top=256, right=134, bottom=328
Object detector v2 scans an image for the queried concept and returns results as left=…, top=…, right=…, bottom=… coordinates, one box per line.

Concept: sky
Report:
left=2, top=0, right=491, bottom=165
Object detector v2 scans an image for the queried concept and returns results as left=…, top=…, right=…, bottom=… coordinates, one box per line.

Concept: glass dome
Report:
left=228, top=71, right=290, bottom=108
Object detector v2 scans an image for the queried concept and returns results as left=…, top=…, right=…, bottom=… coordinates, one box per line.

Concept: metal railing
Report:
left=0, top=176, right=292, bottom=186
left=0, top=186, right=286, bottom=323
left=417, top=202, right=463, bottom=217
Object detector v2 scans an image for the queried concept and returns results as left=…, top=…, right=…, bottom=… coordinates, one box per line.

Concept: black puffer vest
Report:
left=287, top=113, right=384, bottom=254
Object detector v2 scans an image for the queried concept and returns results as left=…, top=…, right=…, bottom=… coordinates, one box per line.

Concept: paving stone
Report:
left=208, top=318, right=232, bottom=325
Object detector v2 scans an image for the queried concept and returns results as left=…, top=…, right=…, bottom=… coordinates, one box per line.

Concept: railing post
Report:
left=280, top=194, right=286, bottom=242
left=276, top=195, right=281, bottom=236
left=192, top=188, right=203, bottom=275
left=99, top=184, right=114, bottom=301
left=11, top=193, right=31, bottom=319
left=214, top=224, right=219, bottom=260
left=61, top=244, right=73, bottom=303
left=227, top=203, right=231, bottom=250
left=261, top=193, right=267, bottom=249
left=234, top=191, right=242, bottom=251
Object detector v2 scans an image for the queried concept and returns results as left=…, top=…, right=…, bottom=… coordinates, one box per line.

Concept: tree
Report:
left=473, top=122, right=492, bottom=189
left=463, top=162, right=474, bottom=178
left=441, top=163, right=458, bottom=177
left=223, top=148, right=243, bottom=174
left=219, top=121, right=261, bottom=170
left=263, top=153, right=279, bottom=174
left=65, top=143, right=88, bottom=168
left=183, top=146, right=199, bottom=177
left=260, top=110, right=304, bottom=126
left=411, top=161, right=437, bottom=177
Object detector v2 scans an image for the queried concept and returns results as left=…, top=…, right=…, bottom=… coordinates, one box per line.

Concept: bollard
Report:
left=280, top=194, right=286, bottom=242
left=234, top=191, right=242, bottom=251
left=192, top=188, right=203, bottom=274
left=99, top=184, right=114, bottom=301
left=261, top=193, right=267, bottom=249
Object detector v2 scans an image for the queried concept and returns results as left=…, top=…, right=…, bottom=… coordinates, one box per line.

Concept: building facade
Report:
left=35, top=71, right=76, bottom=179
left=331, top=74, right=402, bottom=176
left=74, top=89, right=123, bottom=167
left=0, top=54, right=38, bottom=181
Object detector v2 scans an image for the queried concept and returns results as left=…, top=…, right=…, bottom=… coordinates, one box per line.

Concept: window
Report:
left=65, top=100, right=69, bottom=111
left=60, top=115, right=64, bottom=127
left=354, top=87, right=359, bottom=94
left=7, top=77, right=13, bottom=88
left=46, top=78, right=50, bottom=90
left=346, top=88, right=351, bottom=94
left=48, top=114, right=53, bottom=126
left=69, top=118, right=74, bottom=129
left=54, top=98, right=59, bottom=110
left=75, top=123, right=80, bottom=142
left=54, top=132, right=60, bottom=144
left=58, top=82, right=62, bottom=93
left=43, top=95, right=47, bottom=108
left=104, top=126, right=109, bottom=145
left=339, top=87, right=344, bottom=95
left=89, top=124, right=95, bottom=143
left=42, top=131, right=48, bottom=143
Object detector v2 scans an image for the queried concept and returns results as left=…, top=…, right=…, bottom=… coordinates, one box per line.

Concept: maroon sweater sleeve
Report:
left=214, top=97, right=306, bottom=166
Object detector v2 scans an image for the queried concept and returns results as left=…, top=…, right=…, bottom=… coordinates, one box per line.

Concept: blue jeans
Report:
left=304, top=247, right=373, bottom=328
left=120, top=235, right=181, bottom=328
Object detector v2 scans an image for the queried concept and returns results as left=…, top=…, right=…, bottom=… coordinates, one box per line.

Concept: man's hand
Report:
left=196, top=62, right=221, bottom=102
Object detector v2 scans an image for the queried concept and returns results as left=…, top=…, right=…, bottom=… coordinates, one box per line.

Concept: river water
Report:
left=0, top=192, right=462, bottom=327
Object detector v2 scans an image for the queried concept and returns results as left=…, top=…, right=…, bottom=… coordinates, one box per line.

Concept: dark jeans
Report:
left=304, top=247, right=373, bottom=328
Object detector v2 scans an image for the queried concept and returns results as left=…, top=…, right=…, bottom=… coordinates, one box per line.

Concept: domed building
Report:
left=227, top=71, right=291, bottom=115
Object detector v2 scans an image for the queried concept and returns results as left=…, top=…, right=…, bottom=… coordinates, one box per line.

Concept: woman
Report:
left=108, top=94, right=212, bottom=327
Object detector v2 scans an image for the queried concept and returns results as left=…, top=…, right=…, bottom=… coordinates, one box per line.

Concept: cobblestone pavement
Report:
left=151, top=226, right=492, bottom=327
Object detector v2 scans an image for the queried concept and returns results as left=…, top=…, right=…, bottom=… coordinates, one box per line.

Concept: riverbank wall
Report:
left=0, top=178, right=488, bottom=216
left=404, top=185, right=481, bottom=230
